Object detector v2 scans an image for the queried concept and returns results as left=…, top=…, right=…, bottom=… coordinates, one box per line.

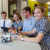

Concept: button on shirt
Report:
left=22, top=16, right=37, bottom=32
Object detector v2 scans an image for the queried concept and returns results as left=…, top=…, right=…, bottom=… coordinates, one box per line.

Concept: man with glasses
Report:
left=18, top=7, right=37, bottom=37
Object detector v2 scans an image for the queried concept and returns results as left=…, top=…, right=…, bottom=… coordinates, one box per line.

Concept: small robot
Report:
left=1, top=33, right=12, bottom=43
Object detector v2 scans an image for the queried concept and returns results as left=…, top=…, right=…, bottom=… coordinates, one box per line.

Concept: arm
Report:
left=8, top=26, right=17, bottom=34
left=17, top=32, right=44, bottom=43
left=18, top=27, right=22, bottom=31
left=18, top=28, right=36, bottom=35
left=8, top=26, right=12, bottom=32
left=24, top=32, right=44, bottom=43
left=11, top=29, right=17, bottom=34
left=9, top=20, right=12, bottom=27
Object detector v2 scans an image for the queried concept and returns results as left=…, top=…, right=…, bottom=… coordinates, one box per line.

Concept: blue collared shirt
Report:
left=35, top=17, right=49, bottom=35
left=11, top=20, right=23, bottom=29
left=22, top=16, right=37, bottom=32
left=35, top=17, right=50, bottom=50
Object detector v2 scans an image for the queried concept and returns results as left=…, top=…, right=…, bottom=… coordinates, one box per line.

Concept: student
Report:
left=8, top=12, right=23, bottom=34
left=0, top=11, right=12, bottom=32
left=18, top=7, right=37, bottom=37
left=17, top=7, right=50, bottom=50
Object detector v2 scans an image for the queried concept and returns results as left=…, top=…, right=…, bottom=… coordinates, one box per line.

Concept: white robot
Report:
left=1, top=33, right=12, bottom=43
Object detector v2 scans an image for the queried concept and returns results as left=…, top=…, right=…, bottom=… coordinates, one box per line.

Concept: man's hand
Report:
left=17, top=33, right=23, bottom=40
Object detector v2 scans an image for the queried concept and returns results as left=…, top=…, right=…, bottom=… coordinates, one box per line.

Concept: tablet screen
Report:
left=1, top=27, right=9, bottom=32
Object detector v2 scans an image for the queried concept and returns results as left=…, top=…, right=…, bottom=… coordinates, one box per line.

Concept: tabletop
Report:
left=0, top=32, right=41, bottom=50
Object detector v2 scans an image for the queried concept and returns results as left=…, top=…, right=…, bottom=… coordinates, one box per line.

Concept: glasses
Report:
left=23, top=12, right=26, bottom=13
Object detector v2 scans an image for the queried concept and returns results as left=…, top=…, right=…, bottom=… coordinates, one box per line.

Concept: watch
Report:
left=21, top=37, right=24, bottom=41
left=16, top=31, right=17, bottom=34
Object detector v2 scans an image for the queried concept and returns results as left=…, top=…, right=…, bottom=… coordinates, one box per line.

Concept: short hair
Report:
left=22, top=7, right=31, bottom=14
left=1, top=11, right=7, bottom=14
left=35, top=7, right=44, bottom=13
left=13, top=12, right=22, bottom=20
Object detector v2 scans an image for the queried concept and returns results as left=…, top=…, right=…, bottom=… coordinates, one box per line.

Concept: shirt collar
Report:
left=15, top=20, right=21, bottom=23
left=38, top=17, right=46, bottom=21
left=26, top=16, right=33, bottom=20
left=2, top=19, right=7, bottom=21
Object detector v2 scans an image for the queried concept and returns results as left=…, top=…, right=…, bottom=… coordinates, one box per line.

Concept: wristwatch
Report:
left=21, top=37, right=24, bottom=41
left=16, top=31, right=17, bottom=34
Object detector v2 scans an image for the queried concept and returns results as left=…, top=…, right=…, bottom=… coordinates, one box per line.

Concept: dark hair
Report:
left=35, top=7, right=44, bottom=13
left=22, top=7, right=31, bottom=14
left=1, top=11, right=7, bottom=14
left=13, top=12, right=22, bottom=20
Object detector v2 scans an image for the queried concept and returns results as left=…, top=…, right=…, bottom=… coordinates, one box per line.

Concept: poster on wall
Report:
left=34, top=4, right=37, bottom=9
left=38, top=5, right=43, bottom=8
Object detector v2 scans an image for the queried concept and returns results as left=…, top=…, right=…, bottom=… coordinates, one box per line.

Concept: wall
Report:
left=48, top=12, right=50, bottom=16
left=0, top=0, right=2, bottom=19
left=0, top=0, right=8, bottom=19
left=10, top=4, right=16, bottom=15
left=30, top=0, right=50, bottom=3
left=21, top=1, right=27, bottom=21
left=28, top=0, right=48, bottom=16
left=3, top=0, right=8, bottom=18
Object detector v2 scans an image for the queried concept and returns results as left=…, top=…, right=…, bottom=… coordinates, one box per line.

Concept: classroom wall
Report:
left=21, top=1, right=27, bottom=21
left=10, top=4, right=16, bottom=15
left=0, top=0, right=8, bottom=19
left=3, top=0, right=8, bottom=18
left=28, top=0, right=48, bottom=17
left=0, top=0, right=2, bottom=19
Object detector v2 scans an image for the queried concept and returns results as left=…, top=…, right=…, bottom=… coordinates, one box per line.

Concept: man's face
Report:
left=1, top=14, right=7, bottom=20
left=22, top=10, right=28, bottom=18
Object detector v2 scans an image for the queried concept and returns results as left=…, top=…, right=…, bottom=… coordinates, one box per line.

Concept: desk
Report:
left=0, top=33, right=41, bottom=50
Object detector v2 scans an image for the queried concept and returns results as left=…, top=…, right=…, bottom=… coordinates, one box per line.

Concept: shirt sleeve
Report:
left=19, top=21, right=23, bottom=28
left=8, top=20, right=12, bottom=27
left=49, top=22, right=50, bottom=34
left=35, top=21, right=40, bottom=33
left=11, top=22, right=14, bottom=27
left=22, top=20, right=26, bottom=31
left=39, top=20, right=49, bottom=34
left=35, top=19, right=49, bottom=34
left=11, top=22, right=15, bottom=30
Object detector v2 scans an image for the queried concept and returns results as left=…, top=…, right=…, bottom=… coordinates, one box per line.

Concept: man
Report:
left=0, top=11, right=12, bottom=32
left=18, top=7, right=37, bottom=37
left=17, top=7, right=50, bottom=50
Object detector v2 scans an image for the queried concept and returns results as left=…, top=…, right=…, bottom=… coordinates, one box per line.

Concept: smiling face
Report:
left=1, top=14, right=7, bottom=20
left=14, top=14, right=19, bottom=21
left=34, top=8, right=44, bottom=20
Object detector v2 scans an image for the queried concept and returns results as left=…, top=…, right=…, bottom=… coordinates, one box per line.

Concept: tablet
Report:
left=1, top=27, right=9, bottom=32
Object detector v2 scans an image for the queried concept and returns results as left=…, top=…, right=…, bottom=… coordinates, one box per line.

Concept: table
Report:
left=0, top=32, right=41, bottom=50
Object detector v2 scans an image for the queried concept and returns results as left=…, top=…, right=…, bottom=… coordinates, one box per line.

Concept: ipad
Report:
left=1, top=27, right=9, bottom=32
